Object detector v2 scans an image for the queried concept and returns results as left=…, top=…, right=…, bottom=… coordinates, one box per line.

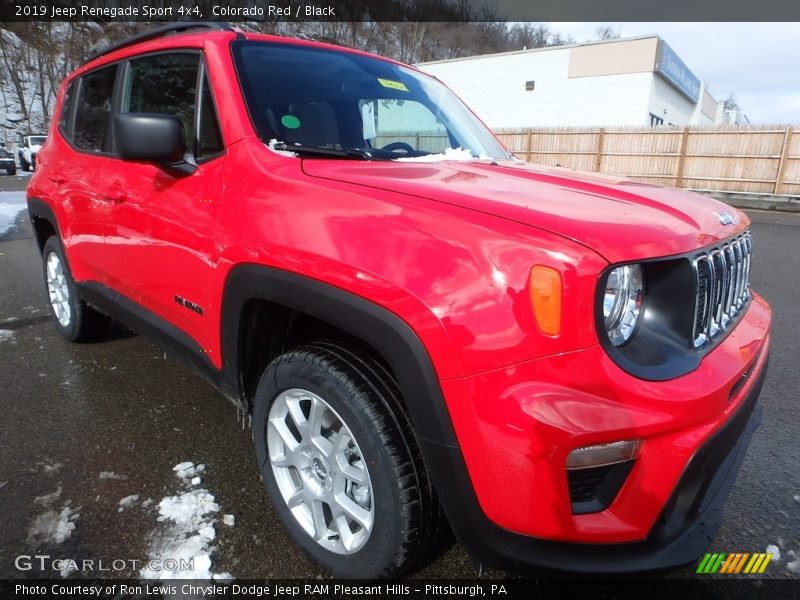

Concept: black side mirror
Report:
left=113, top=113, right=196, bottom=175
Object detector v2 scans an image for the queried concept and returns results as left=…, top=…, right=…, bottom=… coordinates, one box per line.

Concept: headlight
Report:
left=603, top=264, right=644, bottom=346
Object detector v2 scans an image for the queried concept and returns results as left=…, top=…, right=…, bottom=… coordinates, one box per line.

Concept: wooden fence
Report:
left=493, top=125, right=800, bottom=196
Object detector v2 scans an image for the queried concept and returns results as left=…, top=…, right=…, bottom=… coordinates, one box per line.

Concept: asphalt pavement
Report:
left=0, top=173, right=798, bottom=583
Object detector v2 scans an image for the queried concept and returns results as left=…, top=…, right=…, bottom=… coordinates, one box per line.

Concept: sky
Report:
left=548, top=23, right=800, bottom=124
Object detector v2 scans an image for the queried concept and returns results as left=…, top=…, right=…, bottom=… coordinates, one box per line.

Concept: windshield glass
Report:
left=232, top=41, right=510, bottom=161
left=29, top=136, right=46, bottom=145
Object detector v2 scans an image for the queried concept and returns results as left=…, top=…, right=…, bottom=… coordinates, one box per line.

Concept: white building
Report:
left=417, top=35, right=722, bottom=129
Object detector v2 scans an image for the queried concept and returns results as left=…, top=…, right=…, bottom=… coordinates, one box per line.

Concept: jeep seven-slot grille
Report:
left=692, top=231, right=752, bottom=349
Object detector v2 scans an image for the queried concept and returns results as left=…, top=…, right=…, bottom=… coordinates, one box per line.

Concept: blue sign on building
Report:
left=655, top=40, right=701, bottom=103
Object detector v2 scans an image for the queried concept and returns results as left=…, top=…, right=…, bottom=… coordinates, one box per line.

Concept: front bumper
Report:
left=427, top=293, right=771, bottom=573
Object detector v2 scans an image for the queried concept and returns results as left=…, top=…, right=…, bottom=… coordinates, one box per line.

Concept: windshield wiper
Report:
left=272, top=143, right=376, bottom=160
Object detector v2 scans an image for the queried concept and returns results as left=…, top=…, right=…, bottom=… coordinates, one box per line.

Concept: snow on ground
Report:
left=118, top=494, right=140, bottom=512
left=767, top=544, right=782, bottom=561
left=393, top=146, right=478, bottom=163
left=99, top=471, right=128, bottom=480
left=28, top=487, right=79, bottom=545
left=173, top=461, right=205, bottom=481
left=222, top=514, right=235, bottom=527
left=141, top=462, right=231, bottom=580
left=0, top=330, right=14, bottom=343
left=0, top=191, right=27, bottom=236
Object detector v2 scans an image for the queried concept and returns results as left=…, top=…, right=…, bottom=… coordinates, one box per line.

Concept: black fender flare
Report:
left=220, top=263, right=458, bottom=447
left=26, top=197, right=60, bottom=252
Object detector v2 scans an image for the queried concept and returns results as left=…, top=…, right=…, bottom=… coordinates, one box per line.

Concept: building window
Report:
left=525, top=80, right=535, bottom=91
left=649, top=113, right=664, bottom=127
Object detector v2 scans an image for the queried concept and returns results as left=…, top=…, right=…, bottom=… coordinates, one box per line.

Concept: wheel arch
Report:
left=27, top=197, right=60, bottom=254
left=220, top=263, right=459, bottom=448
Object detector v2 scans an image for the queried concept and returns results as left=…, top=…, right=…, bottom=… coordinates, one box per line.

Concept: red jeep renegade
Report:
left=27, top=23, right=771, bottom=578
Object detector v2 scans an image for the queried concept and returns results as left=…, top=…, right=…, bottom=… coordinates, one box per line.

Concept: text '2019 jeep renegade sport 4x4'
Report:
left=28, top=23, right=771, bottom=578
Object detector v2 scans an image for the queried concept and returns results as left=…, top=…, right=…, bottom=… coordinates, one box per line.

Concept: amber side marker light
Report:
left=529, top=266, right=562, bottom=336
left=566, top=440, right=642, bottom=470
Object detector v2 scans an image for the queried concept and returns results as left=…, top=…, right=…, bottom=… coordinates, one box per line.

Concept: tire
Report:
left=6, top=166, right=15, bottom=176
left=19, top=153, right=28, bottom=172
left=253, top=341, right=444, bottom=578
left=30, top=154, right=36, bottom=171
left=41, top=236, right=108, bottom=342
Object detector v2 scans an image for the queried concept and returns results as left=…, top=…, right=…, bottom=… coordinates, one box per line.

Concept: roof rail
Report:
left=84, top=22, right=237, bottom=64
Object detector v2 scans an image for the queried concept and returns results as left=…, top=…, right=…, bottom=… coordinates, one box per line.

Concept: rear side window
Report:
left=122, top=53, right=199, bottom=152
left=73, top=65, right=117, bottom=153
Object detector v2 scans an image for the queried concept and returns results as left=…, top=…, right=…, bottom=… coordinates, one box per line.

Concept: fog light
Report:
left=566, top=440, right=641, bottom=470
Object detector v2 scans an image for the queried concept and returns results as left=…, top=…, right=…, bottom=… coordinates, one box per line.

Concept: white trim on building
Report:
left=417, top=35, right=722, bottom=128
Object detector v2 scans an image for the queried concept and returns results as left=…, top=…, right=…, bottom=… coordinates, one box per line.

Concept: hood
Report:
left=301, top=159, right=748, bottom=264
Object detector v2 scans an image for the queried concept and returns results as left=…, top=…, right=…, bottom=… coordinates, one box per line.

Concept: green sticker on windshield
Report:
left=377, top=78, right=409, bottom=92
left=281, top=114, right=301, bottom=129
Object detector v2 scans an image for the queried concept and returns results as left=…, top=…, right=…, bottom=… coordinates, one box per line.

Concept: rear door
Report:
left=100, top=52, right=226, bottom=351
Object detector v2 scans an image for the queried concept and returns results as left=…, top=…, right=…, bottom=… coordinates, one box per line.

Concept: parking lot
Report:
left=0, top=173, right=798, bottom=582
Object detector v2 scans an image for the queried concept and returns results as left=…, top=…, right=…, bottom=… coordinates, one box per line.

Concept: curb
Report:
left=698, top=191, right=800, bottom=213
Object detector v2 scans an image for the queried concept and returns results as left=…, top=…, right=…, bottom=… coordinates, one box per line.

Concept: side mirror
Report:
left=113, top=113, right=196, bottom=174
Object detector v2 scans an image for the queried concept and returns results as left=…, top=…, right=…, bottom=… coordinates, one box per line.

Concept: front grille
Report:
left=692, top=231, right=752, bottom=349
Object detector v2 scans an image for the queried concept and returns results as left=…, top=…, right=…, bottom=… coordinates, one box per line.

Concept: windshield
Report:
left=232, top=41, right=510, bottom=161
left=28, top=136, right=46, bottom=145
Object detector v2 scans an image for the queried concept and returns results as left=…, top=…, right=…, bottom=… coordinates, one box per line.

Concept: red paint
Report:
left=29, top=31, right=772, bottom=547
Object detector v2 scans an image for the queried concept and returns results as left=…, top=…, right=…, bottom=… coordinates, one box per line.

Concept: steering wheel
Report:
left=380, top=141, right=415, bottom=154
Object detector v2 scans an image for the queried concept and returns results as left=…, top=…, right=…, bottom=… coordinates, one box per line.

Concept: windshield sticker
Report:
left=377, top=78, right=409, bottom=92
left=281, top=115, right=301, bottom=129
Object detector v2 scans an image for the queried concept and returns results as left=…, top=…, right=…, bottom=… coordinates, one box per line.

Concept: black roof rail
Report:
left=84, top=22, right=238, bottom=64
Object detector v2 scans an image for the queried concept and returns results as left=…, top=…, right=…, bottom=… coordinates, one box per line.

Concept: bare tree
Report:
left=595, top=25, right=621, bottom=40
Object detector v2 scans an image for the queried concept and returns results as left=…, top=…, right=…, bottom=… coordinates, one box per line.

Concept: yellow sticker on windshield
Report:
left=378, top=78, right=409, bottom=92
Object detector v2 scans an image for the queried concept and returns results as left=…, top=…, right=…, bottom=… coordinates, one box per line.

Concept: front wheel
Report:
left=253, top=342, right=443, bottom=578
left=5, top=166, right=15, bottom=176
left=19, top=153, right=28, bottom=171
left=41, top=237, right=108, bottom=342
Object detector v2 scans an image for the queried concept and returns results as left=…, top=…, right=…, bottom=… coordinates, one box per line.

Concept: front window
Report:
left=232, top=41, right=509, bottom=161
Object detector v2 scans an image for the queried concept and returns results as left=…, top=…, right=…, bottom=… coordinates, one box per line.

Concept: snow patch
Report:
left=28, top=506, right=79, bottom=545
left=0, top=330, right=14, bottom=343
left=99, top=471, right=128, bottom=480
left=267, top=138, right=298, bottom=158
left=767, top=544, right=781, bottom=561
left=787, top=552, right=800, bottom=573
left=191, top=477, right=201, bottom=486
left=0, top=191, right=27, bottom=236
left=393, top=146, right=477, bottom=163
left=222, top=514, right=235, bottom=527
left=141, top=462, right=231, bottom=580
left=118, top=494, right=140, bottom=512
left=173, top=461, right=205, bottom=481
left=34, top=487, right=62, bottom=506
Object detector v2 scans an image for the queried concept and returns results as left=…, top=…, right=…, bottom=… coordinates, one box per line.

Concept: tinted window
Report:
left=73, top=65, right=116, bottom=153
left=197, top=73, right=223, bottom=158
left=232, top=41, right=509, bottom=160
left=123, top=53, right=199, bottom=151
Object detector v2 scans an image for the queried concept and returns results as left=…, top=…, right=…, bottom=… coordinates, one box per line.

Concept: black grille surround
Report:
left=596, top=230, right=754, bottom=381
left=567, top=460, right=636, bottom=515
